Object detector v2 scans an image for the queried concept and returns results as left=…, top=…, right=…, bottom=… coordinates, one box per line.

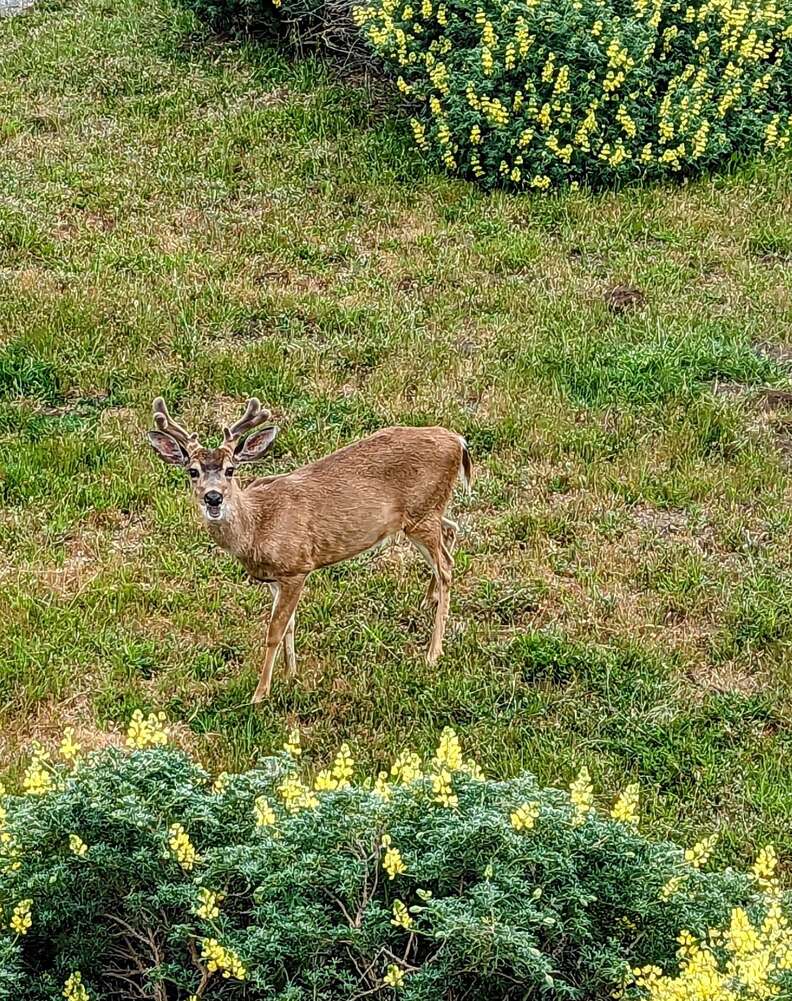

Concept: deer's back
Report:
left=244, top=426, right=463, bottom=572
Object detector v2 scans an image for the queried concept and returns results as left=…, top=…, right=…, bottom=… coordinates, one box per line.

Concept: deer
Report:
left=147, top=397, right=472, bottom=702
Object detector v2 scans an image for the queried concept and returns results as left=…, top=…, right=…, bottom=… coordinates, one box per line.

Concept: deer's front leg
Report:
left=252, top=576, right=306, bottom=703
left=266, top=583, right=297, bottom=676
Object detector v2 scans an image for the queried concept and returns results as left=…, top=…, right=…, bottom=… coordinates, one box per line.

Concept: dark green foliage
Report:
left=0, top=742, right=780, bottom=1000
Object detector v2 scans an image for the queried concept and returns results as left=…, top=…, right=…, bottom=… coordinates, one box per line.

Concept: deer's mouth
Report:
left=203, top=491, right=225, bottom=520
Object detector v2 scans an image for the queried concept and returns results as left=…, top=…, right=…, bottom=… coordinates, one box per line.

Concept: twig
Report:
left=188, top=938, right=211, bottom=998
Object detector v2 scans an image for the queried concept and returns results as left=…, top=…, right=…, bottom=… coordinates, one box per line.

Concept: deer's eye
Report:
left=224, top=467, right=235, bottom=478
left=188, top=468, right=199, bottom=479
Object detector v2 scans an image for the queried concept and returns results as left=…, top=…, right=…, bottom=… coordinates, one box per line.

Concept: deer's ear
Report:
left=148, top=430, right=188, bottom=466
left=234, top=426, right=278, bottom=464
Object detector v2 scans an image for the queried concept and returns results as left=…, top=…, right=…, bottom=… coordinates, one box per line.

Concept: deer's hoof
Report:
left=251, top=686, right=270, bottom=704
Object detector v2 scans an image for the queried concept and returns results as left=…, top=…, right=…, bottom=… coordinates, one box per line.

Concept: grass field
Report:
left=1, top=0, right=791, bottom=867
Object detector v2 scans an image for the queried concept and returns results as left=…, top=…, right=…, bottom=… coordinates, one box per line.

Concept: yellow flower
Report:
left=432, top=768, right=458, bottom=808
left=10, top=899, right=32, bottom=936
left=463, top=757, right=485, bottom=781
left=391, top=899, right=414, bottom=929
left=554, top=65, right=570, bottom=94
left=277, top=776, right=319, bottom=813
left=212, top=772, right=230, bottom=794
left=684, top=834, right=717, bottom=869
left=569, top=766, right=594, bottom=821
left=333, top=743, right=354, bottom=787
left=383, top=964, right=406, bottom=988
left=23, top=743, right=54, bottom=796
left=283, top=727, right=302, bottom=757
left=314, top=741, right=355, bottom=791
left=510, top=801, right=540, bottom=831
left=168, top=823, right=201, bottom=871
left=373, top=770, right=392, bottom=799
left=253, top=795, right=276, bottom=826
left=753, top=844, right=779, bottom=891
left=382, top=837, right=406, bottom=879
left=63, top=972, right=90, bottom=1001
left=69, top=834, right=88, bottom=857
left=59, top=727, right=81, bottom=763
left=592, top=18, right=603, bottom=35
left=200, top=938, right=246, bottom=980
left=616, top=105, right=637, bottom=138
left=391, top=749, right=423, bottom=784
left=410, top=118, right=428, bottom=149
left=434, top=727, right=462, bottom=770
left=611, top=783, right=640, bottom=826
left=726, top=906, right=762, bottom=955
left=659, top=875, right=684, bottom=900
left=537, top=103, right=552, bottom=128
left=125, top=710, right=168, bottom=750
left=195, top=887, right=223, bottom=921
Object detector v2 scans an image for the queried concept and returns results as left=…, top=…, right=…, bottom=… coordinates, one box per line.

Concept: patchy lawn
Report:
left=1, top=0, right=791, bottom=865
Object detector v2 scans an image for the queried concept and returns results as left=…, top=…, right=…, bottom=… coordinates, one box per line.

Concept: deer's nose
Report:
left=204, top=490, right=223, bottom=507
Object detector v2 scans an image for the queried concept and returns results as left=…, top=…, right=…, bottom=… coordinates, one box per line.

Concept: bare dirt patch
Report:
left=632, top=504, right=691, bottom=536
left=38, top=513, right=148, bottom=598
left=687, top=660, right=764, bottom=695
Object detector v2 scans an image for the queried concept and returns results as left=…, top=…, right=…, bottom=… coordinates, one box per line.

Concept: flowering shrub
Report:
left=353, top=0, right=792, bottom=188
left=0, top=720, right=790, bottom=999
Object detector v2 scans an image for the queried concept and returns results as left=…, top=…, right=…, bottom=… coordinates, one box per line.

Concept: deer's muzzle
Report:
left=204, top=490, right=223, bottom=518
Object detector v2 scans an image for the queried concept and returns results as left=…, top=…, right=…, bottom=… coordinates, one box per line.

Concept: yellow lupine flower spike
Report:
left=59, top=727, right=82, bottom=763
left=684, top=834, right=717, bottom=869
left=125, top=710, right=168, bottom=749
left=69, top=834, right=88, bottom=857
left=63, top=972, right=90, bottom=1001
left=510, top=801, right=540, bottom=831
left=283, top=727, right=301, bottom=756
left=610, top=783, right=640, bottom=826
left=569, top=766, right=594, bottom=821
left=10, top=899, right=32, bottom=935
left=168, top=823, right=201, bottom=871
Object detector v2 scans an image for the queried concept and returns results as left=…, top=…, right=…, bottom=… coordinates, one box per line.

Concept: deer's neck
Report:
left=202, top=492, right=257, bottom=562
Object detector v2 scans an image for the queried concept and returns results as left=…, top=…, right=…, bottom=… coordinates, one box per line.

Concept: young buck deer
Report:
left=147, top=398, right=472, bottom=702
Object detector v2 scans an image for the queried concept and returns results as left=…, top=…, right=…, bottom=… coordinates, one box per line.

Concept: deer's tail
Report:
left=459, top=437, right=473, bottom=492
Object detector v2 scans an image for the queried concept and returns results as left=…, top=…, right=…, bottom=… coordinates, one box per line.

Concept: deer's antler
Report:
left=223, top=397, right=272, bottom=444
left=152, top=398, right=200, bottom=451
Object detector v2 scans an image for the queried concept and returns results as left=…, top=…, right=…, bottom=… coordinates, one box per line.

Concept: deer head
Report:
left=147, top=397, right=278, bottom=523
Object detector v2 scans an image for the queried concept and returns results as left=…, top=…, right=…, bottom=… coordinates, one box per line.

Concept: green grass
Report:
left=1, top=0, right=792, bottom=868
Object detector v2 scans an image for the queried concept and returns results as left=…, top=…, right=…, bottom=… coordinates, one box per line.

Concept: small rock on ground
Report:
left=0, top=0, right=35, bottom=15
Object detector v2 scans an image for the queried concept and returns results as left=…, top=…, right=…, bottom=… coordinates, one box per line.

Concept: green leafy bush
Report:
left=181, top=0, right=279, bottom=37
left=353, top=0, right=792, bottom=188
left=182, top=0, right=369, bottom=63
left=0, top=719, right=790, bottom=1000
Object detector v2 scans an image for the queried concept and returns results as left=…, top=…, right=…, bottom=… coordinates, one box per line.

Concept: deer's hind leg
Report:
left=407, top=518, right=453, bottom=663
left=421, top=515, right=458, bottom=608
